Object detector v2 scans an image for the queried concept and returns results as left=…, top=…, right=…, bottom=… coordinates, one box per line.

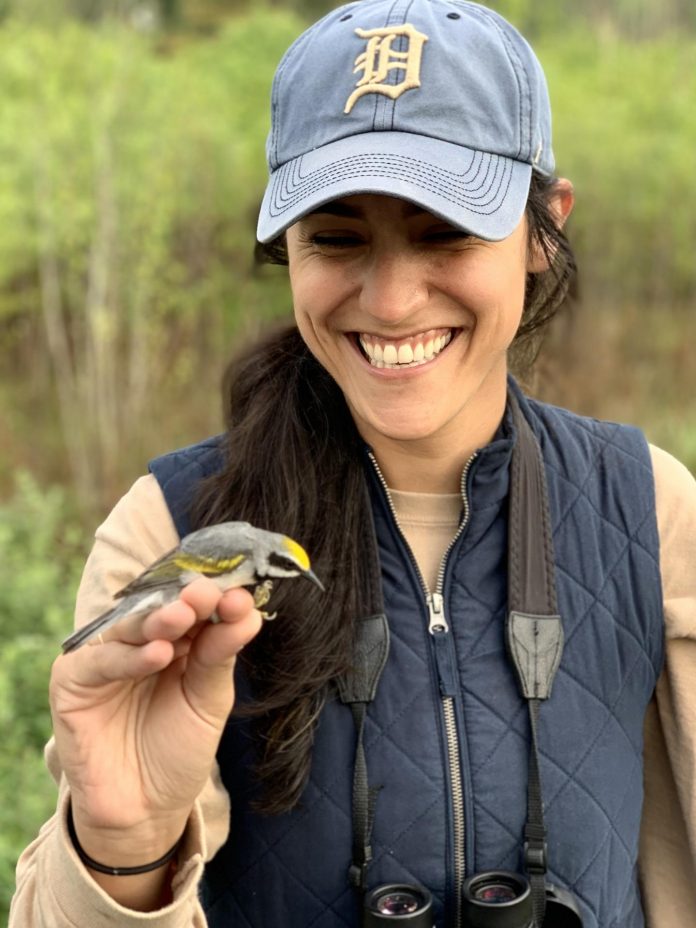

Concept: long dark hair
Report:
left=193, top=173, right=576, bottom=814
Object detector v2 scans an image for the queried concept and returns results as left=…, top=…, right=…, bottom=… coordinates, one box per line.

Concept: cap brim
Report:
left=257, top=131, right=531, bottom=244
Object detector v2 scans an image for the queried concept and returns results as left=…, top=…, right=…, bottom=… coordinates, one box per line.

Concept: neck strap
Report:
left=339, top=389, right=564, bottom=928
left=335, top=468, right=390, bottom=892
left=506, top=391, right=564, bottom=927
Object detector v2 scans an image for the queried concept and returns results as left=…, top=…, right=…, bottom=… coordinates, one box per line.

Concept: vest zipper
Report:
left=367, top=451, right=477, bottom=928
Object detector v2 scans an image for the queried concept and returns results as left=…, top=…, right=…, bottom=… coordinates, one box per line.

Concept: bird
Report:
left=61, top=521, right=323, bottom=653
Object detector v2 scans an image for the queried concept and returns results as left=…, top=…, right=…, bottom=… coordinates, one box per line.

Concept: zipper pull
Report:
left=428, top=595, right=458, bottom=697
left=428, top=592, right=449, bottom=634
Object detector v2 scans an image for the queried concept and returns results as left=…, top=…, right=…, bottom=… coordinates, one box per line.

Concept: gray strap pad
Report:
left=336, top=614, right=390, bottom=705
left=507, top=612, right=564, bottom=700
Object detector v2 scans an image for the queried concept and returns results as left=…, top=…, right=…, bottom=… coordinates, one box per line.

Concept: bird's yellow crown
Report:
left=283, top=536, right=311, bottom=571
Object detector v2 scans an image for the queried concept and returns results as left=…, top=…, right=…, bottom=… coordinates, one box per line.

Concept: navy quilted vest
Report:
left=149, top=383, right=664, bottom=928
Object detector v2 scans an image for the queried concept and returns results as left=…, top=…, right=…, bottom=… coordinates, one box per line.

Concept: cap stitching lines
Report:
left=274, top=151, right=490, bottom=205
left=272, top=157, right=511, bottom=215
left=271, top=169, right=507, bottom=216
left=279, top=147, right=499, bottom=200
left=269, top=154, right=513, bottom=218
left=387, top=0, right=416, bottom=131
left=371, top=0, right=403, bottom=130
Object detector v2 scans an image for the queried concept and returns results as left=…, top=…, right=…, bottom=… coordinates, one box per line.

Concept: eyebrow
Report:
left=304, top=200, right=428, bottom=220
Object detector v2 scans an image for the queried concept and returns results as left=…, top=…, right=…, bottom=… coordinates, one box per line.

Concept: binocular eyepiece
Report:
left=364, top=885, right=432, bottom=924
left=363, top=872, right=583, bottom=927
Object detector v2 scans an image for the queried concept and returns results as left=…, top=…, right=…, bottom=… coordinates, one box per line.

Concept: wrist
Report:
left=67, top=803, right=181, bottom=876
left=65, top=801, right=190, bottom=913
left=68, top=801, right=190, bottom=872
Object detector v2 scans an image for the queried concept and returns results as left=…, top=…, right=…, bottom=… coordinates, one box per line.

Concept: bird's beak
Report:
left=304, top=568, right=325, bottom=592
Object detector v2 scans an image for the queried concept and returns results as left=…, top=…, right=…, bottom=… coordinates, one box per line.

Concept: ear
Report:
left=526, top=178, right=575, bottom=273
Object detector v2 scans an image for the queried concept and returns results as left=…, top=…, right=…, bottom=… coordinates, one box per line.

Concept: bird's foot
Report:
left=253, top=580, right=277, bottom=620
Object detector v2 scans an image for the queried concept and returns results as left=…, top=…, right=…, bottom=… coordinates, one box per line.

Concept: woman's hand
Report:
left=50, top=579, right=262, bottom=906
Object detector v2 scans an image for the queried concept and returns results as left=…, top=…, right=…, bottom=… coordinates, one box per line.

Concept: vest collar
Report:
left=362, top=377, right=522, bottom=532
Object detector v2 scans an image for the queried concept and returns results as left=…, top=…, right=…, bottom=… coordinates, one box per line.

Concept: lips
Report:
left=358, top=328, right=454, bottom=369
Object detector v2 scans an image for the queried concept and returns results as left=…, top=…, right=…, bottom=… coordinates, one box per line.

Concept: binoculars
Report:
left=363, top=872, right=583, bottom=927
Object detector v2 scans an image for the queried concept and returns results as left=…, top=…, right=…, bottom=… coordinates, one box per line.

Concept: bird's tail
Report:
left=61, top=595, right=151, bottom=653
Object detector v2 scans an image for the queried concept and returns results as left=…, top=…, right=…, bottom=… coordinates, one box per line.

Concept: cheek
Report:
left=289, top=271, right=336, bottom=363
left=291, top=299, right=321, bottom=361
left=485, top=250, right=529, bottom=332
left=289, top=267, right=319, bottom=333
left=289, top=263, right=352, bottom=339
left=448, top=261, right=526, bottom=338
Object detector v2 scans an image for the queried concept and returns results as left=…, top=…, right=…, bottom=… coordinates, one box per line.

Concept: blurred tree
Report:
left=5, top=0, right=696, bottom=35
left=0, top=2, right=694, bottom=508
left=159, top=0, right=181, bottom=26
left=0, top=11, right=301, bottom=509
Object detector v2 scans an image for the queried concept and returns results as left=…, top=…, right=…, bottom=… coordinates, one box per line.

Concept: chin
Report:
left=363, top=412, right=444, bottom=444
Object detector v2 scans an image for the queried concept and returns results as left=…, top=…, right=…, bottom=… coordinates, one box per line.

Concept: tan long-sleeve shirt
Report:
left=10, top=445, right=696, bottom=927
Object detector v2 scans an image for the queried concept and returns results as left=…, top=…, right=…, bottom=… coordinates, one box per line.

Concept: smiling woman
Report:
left=10, top=2, right=696, bottom=928
left=286, top=194, right=534, bottom=485
left=258, top=170, right=577, bottom=373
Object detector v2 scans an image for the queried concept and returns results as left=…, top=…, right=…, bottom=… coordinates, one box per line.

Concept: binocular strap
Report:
left=338, top=391, right=566, bottom=928
left=336, top=469, right=391, bottom=892
left=507, top=392, right=565, bottom=928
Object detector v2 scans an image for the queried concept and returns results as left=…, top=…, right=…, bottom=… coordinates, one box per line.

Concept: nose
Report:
left=358, top=246, right=429, bottom=326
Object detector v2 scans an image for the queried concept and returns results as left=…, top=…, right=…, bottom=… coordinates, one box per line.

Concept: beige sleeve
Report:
left=640, top=446, right=696, bottom=926
left=10, top=475, right=230, bottom=928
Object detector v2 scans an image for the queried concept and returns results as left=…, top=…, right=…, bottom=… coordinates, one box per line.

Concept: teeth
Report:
left=360, top=329, right=454, bottom=369
left=397, top=344, right=414, bottom=364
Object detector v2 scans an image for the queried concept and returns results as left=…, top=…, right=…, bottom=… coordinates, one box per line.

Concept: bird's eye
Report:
left=268, top=552, right=298, bottom=573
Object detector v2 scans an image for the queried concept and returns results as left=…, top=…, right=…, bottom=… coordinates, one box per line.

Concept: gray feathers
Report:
left=61, top=521, right=322, bottom=653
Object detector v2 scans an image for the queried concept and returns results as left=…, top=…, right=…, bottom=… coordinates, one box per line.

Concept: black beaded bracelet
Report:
left=67, top=804, right=181, bottom=876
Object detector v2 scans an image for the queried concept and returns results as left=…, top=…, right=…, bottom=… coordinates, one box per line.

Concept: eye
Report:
left=311, top=232, right=364, bottom=249
left=269, top=552, right=298, bottom=572
left=423, top=227, right=474, bottom=244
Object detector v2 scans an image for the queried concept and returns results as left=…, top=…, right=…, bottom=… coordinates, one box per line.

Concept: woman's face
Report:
left=286, top=194, right=533, bottom=449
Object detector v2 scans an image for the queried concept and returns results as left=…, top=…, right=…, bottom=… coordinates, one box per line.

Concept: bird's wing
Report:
left=173, top=551, right=248, bottom=578
left=114, top=547, right=249, bottom=599
left=114, top=547, right=188, bottom=598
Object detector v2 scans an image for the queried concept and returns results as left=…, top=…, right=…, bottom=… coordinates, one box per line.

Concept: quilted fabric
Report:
left=149, top=381, right=663, bottom=928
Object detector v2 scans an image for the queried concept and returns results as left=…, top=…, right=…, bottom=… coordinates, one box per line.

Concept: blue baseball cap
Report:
left=257, top=0, right=554, bottom=244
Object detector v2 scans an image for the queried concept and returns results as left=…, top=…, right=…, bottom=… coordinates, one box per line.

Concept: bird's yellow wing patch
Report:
left=173, top=552, right=246, bottom=576
left=282, top=537, right=310, bottom=571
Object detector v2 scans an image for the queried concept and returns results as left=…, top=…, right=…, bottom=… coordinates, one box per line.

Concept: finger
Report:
left=178, top=593, right=264, bottom=720
left=137, top=577, right=230, bottom=643
left=214, top=587, right=258, bottom=625
left=190, top=586, right=264, bottom=664
left=100, top=578, right=225, bottom=647
left=192, top=594, right=263, bottom=667
left=53, top=638, right=177, bottom=696
left=178, top=577, right=228, bottom=621
left=175, top=587, right=260, bottom=655
left=139, top=599, right=200, bottom=644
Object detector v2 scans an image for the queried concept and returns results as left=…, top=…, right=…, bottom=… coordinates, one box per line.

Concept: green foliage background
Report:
left=0, top=475, right=85, bottom=916
left=1, top=1, right=695, bottom=919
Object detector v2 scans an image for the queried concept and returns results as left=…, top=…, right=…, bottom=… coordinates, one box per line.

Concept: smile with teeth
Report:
left=358, top=328, right=454, bottom=369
